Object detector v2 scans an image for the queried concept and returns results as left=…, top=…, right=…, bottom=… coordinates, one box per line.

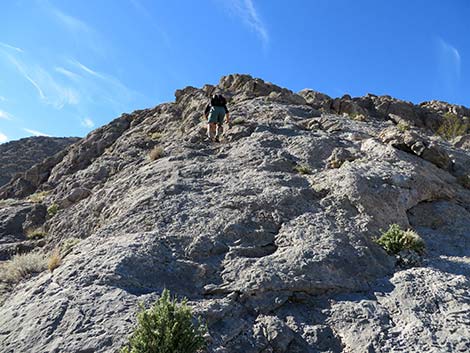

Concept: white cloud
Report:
left=436, top=37, right=461, bottom=97
left=68, top=58, right=139, bottom=109
left=55, top=66, right=82, bottom=81
left=0, top=42, right=24, bottom=53
left=69, top=59, right=105, bottom=80
left=7, top=55, right=80, bottom=108
left=23, top=128, right=50, bottom=137
left=222, top=0, right=269, bottom=47
left=0, top=110, right=13, bottom=120
left=50, top=6, right=92, bottom=34
left=0, top=131, right=8, bottom=143
left=81, top=117, right=95, bottom=128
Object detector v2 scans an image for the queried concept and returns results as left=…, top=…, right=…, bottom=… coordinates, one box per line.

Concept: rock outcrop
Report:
left=0, top=74, right=469, bottom=353
left=0, top=136, right=79, bottom=188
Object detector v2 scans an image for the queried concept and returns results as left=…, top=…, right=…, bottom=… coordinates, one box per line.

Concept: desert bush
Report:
left=28, top=191, right=50, bottom=203
left=346, top=112, right=367, bottom=121
left=61, top=237, right=81, bottom=256
left=47, top=202, right=59, bottom=217
left=25, top=227, right=46, bottom=240
left=457, top=175, right=470, bottom=189
left=149, top=132, right=163, bottom=141
left=397, top=122, right=410, bottom=132
left=376, top=224, right=425, bottom=255
left=437, top=112, right=469, bottom=140
left=121, top=289, right=206, bottom=353
left=149, top=146, right=165, bottom=161
left=48, top=248, right=61, bottom=272
left=0, top=252, right=47, bottom=283
left=231, top=117, right=246, bottom=125
left=294, top=163, right=312, bottom=175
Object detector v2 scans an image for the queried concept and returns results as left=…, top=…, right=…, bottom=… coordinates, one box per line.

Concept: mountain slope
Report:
left=0, top=74, right=469, bottom=353
left=0, top=136, right=80, bottom=188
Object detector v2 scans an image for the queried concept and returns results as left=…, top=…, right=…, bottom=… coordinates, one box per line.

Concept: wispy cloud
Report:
left=0, top=110, right=13, bottom=120
left=81, top=117, right=95, bottom=128
left=0, top=96, right=6, bottom=102
left=0, top=131, right=8, bottom=143
left=7, top=54, right=80, bottom=108
left=128, top=0, right=171, bottom=46
left=0, top=42, right=24, bottom=53
left=436, top=37, right=461, bottom=97
left=23, top=128, right=50, bottom=137
left=68, top=58, right=139, bottom=109
left=40, top=1, right=107, bottom=58
left=48, top=3, right=92, bottom=34
left=221, top=0, right=269, bottom=47
left=55, top=66, right=82, bottom=81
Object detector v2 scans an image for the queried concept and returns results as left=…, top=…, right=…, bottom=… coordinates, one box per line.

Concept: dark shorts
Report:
left=207, top=106, right=226, bottom=125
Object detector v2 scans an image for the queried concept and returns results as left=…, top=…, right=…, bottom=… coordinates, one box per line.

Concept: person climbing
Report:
left=204, top=94, right=230, bottom=142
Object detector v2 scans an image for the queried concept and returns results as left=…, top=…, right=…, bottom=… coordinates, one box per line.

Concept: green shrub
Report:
left=231, top=117, right=246, bottom=125
left=397, top=122, right=410, bottom=132
left=457, top=175, right=470, bottom=189
left=61, top=237, right=81, bottom=256
left=294, top=163, right=312, bottom=175
left=121, top=289, right=206, bottom=353
left=376, top=224, right=425, bottom=255
left=437, top=112, right=469, bottom=140
left=149, top=132, right=163, bottom=141
left=47, top=203, right=59, bottom=217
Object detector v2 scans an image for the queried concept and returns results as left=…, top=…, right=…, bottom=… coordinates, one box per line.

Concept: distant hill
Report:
left=0, top=136, right=80, bottom=188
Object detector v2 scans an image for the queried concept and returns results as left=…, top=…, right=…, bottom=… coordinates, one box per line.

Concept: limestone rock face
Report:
left=0, top=74, right=469, bottom=353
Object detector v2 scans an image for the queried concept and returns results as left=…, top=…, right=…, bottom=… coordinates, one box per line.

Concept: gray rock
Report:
left=0, top=74, right=469, bottom=353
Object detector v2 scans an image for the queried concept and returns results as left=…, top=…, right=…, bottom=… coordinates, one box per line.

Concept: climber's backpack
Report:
left=211, top=94, right=226, bottom=107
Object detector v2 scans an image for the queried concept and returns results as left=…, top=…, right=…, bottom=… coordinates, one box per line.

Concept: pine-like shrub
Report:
left=121, top=289, right=206, bottom=353
left=376, top=224, right=425, bottom=255
left=437, top=112, right=469, bottom=140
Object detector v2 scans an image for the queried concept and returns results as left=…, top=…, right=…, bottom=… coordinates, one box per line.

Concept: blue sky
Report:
left=0, top=0, right=469, bottom=142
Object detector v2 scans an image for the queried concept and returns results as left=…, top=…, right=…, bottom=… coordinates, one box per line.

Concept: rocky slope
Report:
left=0, top=136, right=80, bottom=188
left=0, top=74, right=469, bottom=352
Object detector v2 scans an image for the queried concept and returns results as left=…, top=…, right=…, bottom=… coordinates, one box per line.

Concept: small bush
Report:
left=47, top=203, right=59, bottom=217
left=61, top=237, right=81, bottom=256
left=0, top=252, right=47, bottom=283
left=294, top=164, right=312, bottom=175
left=231, top=117, right=246, bottom=125
left=121, top=289, right=206, bottom=353
left=25, top=227, right=46, bottom=240
left=28, top=191, right=50, bottom=203
left=376, top=224, right=425, bottom=255
left=149, top=132, right=163, bottom=141
left=397, top=122, right=410, bottom=132
left=457, top=175, right=470, bottom=189
left=437, top=112, right=469, bottom=140
left=48, top=248, right=61, bottom=272
left=149, top=146, right=165, bottom=161
left=346, top=112, right=367, bottom=121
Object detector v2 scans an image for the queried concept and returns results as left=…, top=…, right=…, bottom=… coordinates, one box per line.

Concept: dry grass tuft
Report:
left=149, top=146, right=165, bottom=161
left=48, top=248, right=62, bottom=273
left=25, top=227, right=46, bottom=240
left=0, top=252, right=47, bottom=283
left=28, top=191, right=50, bottom=203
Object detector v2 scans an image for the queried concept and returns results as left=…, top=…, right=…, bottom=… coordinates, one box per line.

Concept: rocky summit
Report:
left=0, top=74, right=470, bottom=352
